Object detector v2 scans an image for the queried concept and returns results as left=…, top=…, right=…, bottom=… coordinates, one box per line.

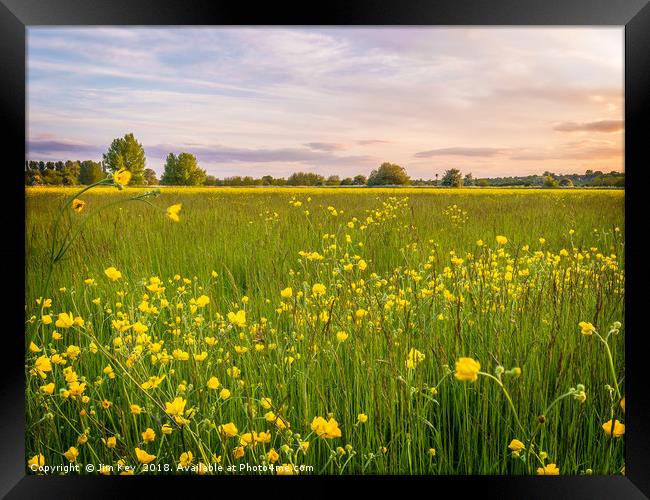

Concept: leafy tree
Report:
left=340, top=177, right=353, bottom=186
left=478, top=178, right=490, bottom=187
left=367, top=162, right=410, bottom=186
left=287, top=172, right=325, bottom=186
left=205, top=175, right=218, bottom=186
left=559, top=178, right=573, bottom=187
left=160, top=152, right=206, bottom=186
left=464, top=173, right=474, bottom=186
left=353, top=175, right=367, bottom=185
left=261, top=175, right=274, bottom=186
left=543, top=175, right=559, bottom=187
left=103, top=133, right=146, bottom=185
left=143, top=168, right=158, bottom=186
left=441, top=168, right=463, bottom=187
left=326, top=175, right=341, bottom=186
left=79, top=161, right=105, bottom=185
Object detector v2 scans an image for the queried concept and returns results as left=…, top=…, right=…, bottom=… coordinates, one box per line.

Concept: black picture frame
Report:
left=3, top=1, right=648, bottom=497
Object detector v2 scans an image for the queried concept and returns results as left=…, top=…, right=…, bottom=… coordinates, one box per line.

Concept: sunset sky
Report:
left=27, top=27, right=624, bottom=179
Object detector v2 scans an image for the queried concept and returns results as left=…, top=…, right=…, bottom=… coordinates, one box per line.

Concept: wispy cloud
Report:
left=27, top=27, right=624, bottom=177
left=414, top=147, right=509, bottom=158
left=553, top=120, right=624, bottom=133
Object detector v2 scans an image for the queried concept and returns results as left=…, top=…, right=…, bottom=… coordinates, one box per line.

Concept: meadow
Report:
left=25, top=184, right=625, bottom=475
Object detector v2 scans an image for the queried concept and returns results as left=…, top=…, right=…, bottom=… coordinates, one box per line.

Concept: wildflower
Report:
left=602, top=419, right=625, bottom=437
left=227, top=310, right=246, bottom=327
left=165, top=397, right=187, bottom=419
left=34, top=356, right=52, bottom=378
left=101, top=399, right=112, bottom=410
left=114, top=168, right=131, bottom=187
left=71, top=199, right=86, bottom=213
left=195, top=295, right=210, bottom=307
left=104, top=436, right=117, bottom=448
left=218, top=422, right=238, bottom=438
left=141, top=428, right=156, bottom=442
left=29, top=342, right=41, bottom=353
left=496, top=235, right=508, bottom=245
left=358, top=259, right=368, bottom=271
left=357, top=413, right=368, bottom=424
left=537, top=464, right=560, bottom=475
left=280, top=287, right=293, bottom=299
left=508, top=439, right=525, bottom=456
left=28, top=454, right=45, bottom=469
left=219, top=388, right=231, bottom=400
left=135, top=448, right=156, bottom=464
left=104, top=267, right=122, bottom=281
left=454, top=357, right=481, bottom=382
left=405, top=348, right=425, bottom=370
left=260, top=398, right=273, bottom=410
left=267, top=448, right=279, bottom=463
left=55, top=312, right=74, bottom=329
left=312, top=283, right=326, bottom=296
left=179, top=451, right=193, bottom=467
left=207, top=377, right=220, bottom=390
left=233, top=446, right=245, bottom=459
left=161, top=424, right=172, bottom=435
left=166, top=203, right=182, bottom=222
left=311, top=416, right=342, bottom=439
left=77, top=434, right=88, bottom=445
left=40, top=383, right=55, bottom=395
left=621, top=397, right=625, bottom=413
left=428, top=448, right=436, bottom=457
left=41, top=315, right=52, bottom=325
left=130, top=404, right=142, bottom=415
left=63, top=447, right=79, bottom=462
left=578, top=321, right=596, bottom=335
left=336, top=331, right=349, bottom=343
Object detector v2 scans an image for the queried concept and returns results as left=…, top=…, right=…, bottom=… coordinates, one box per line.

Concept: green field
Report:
left=25, top=186, right=625, bottom=475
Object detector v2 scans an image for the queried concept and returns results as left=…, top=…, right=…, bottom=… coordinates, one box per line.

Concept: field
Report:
left=25, top=185, right=625, bottom=475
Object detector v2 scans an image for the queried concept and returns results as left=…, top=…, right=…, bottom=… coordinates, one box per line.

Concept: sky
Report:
left=27, top=27, right=624, bottom=179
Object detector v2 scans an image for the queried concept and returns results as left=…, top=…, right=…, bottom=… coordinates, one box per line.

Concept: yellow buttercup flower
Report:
left=280, top=287, right=293, bottom=299
left=71, top=199, right=86, bottom=213
left=63, top=447, right=79, bottom=462
left=130, top=404, right=142, bottom=415
left=578, top=321, right=596, bottom=335
left=218, top=422, right=238, bottom=438
left=167, top=203, right=182, bottom=222
left=135, top=447, right=156, bottom=464
left=311, top=416, right=342, bottom=439
left=207, top=377, right=220, bottom=390
left=357, top=413, right=368, bottom=424
left=104, top=267, right=122, bottom=281
left=508, top=439, right=525, bottom=452
left=114, top=168, right=132, bottom=187
left=28, top=454, right=45, bottom=469
left=537, top=463, right=560, bottom=475
left=227, top=310, right=246, bottom=327
left=312, top=283, right=326, bottom=296
left=454, top=357, right=481, bottom=382
left=55, top=312, right=74, bottom=329
left=602, top=419, right=625, bottom=437
left=496, top=235, right=508, bottom=245
left=405, top=348, right=425, bottom=370
left=141, top=428, right=156, bottom=442
left=165, top=397, right=187, bottom=417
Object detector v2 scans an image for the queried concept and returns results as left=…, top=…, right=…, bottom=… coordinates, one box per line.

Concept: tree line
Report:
left=25, top=133, right=624, bottom=188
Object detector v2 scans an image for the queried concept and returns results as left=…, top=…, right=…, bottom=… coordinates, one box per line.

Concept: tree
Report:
left=160, top=152, right=207, bottom=186
left=478, top=178, right=490, bottom=187
left=143, top=168, right=158, bottom=186
left=463, top=173, right=474, bottom=186
left=367, top=162, right=410, bottom=186
left=340, top=177, right=353, bottom=185
left=353, top=175, right=367, bottom=185
left=326, top=175, right=341, bottom=186
left=287, top=172, right=325, bottom=186
left=77, top=161, right=102, bottom=185
left=441, top=168, right=463, bottom=187
left=543, top=175, right=559, bottom=187
left=103, top=133, right=146, bottom=185
left=559, top=178, right=573, bottom=187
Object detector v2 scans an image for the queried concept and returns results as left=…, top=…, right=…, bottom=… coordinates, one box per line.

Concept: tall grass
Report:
left=25, top=187, right=624, bottom=475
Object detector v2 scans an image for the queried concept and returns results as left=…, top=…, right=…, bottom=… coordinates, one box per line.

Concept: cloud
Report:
left=414, top=147, right=508, bottom=158
left=553, top=120, right=624, bottom=132
left=28, top=139, right=101, bottom=154
left=304, top=142, right=348, bottom=152
left=357, top=140, right=390, bottom=146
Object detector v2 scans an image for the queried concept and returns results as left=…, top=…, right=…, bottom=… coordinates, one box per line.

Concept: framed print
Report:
left=2, top=0, right=649, bottom=497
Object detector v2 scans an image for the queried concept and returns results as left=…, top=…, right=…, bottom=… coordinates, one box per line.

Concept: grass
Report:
left=25, top=186, right=625, bottom=475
